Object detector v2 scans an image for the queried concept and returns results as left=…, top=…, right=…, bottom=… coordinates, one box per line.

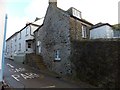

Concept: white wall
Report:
left=90, top=25, right=114, bottom=39
left=6, top=24, right=39, bottom=59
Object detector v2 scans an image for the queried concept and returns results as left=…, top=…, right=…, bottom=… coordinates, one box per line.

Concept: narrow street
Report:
left=4, top=58, right=81, bottom=88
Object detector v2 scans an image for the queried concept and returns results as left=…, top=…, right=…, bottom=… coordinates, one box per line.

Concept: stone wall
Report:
left=70, top=40, right=120, bottom=88
left=36, top=5, right=72, bottom=75
left=69, top=17, right=91, bottom=41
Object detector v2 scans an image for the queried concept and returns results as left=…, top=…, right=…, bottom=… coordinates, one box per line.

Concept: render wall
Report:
left=6, top=24, right=37, bottom=60
left=90, top=25, right=114, bottom=39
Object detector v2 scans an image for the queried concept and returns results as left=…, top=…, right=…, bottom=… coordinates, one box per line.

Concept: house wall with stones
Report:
left=34, top=1, right=92, bottom=76
left=69, top=17, right=92, bottom=41
left=35, top=4, right=72, bottom=75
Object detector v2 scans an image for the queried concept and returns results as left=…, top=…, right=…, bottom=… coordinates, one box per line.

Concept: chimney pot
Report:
left=49, top=0, right=57, bottom=6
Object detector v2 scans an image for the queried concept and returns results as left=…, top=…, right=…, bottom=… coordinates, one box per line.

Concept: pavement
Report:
left=4, top=58, right=82, bottom=88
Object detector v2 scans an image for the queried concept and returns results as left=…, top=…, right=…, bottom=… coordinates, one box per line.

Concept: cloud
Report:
left=6, top=16, right=27, bottom=39
left=24, top=0, right=48, bottom=21
left=6, top=0, right=48, bottom=39
left=6, top=0, right=119, bottom=39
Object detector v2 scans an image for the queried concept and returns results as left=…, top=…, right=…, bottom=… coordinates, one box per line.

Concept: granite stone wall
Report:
left=37, top=5, right=72, bottom=75
left=69, top=18, right=91, bottom=41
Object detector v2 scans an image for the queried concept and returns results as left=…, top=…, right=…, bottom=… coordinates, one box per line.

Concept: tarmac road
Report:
left=4, top=58, right=81, bottom=88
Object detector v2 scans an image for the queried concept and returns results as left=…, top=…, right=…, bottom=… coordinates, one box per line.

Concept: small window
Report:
left=14, top=45, right=17, bottom=52
left=55, top=50, right=61, bottom=61
left=72, top=8, right=81, bottom=19
left=28, top=43, right=31, bottom=48
left=82, top=25, right=87, bottom=38
left=26, top=26, right=29, bottom=36
left=38, top=47, right=41, bottom=53
left=15, top=36, right=17, bottom=42
left=19, top=32, right=21, bottom=39
left=19, top=43, right=21, bottom=51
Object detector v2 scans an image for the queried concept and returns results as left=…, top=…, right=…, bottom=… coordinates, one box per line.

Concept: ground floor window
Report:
left=55, top=49, right=61, bottom=61
left=28, top=43, right=31, bottom=48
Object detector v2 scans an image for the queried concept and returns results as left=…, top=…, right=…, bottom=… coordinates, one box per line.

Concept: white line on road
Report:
left=7, top=63, right=14, bottom=68
left=11, top=75, right=20, bottom=81
left=42, top=85, right=56, bottom=88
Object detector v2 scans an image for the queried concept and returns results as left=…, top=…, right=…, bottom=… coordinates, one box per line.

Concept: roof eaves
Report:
left=34, top=24, right=43, bottom=33
left=6, top=31, right=19, bottom=41
left=70, top=15, right=93, bottom=26
left=90, top=23, right=113, bottom=30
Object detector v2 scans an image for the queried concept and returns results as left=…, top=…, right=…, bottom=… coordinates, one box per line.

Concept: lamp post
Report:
left=2, top=14, right=8, bottom=82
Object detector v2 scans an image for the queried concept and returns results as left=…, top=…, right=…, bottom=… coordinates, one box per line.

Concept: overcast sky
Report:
left=3, top=0, right=120, bottom=39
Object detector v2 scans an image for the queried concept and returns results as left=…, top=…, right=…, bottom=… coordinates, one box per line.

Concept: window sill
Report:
left=55, top=58, right=61, bottom=61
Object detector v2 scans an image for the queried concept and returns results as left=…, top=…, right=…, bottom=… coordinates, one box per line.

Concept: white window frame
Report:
left=37, top=41, right=42, bottom=53
left=26, top=26, right=29, bottom=36
left=82, top=25, right=87, bottom=38
left=55, top=50, right=61, bottom=61
left=72, top=8, right=81, bottom=19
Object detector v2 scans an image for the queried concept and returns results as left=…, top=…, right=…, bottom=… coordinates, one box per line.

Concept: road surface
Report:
left=4, top=58, right=81, bottom=88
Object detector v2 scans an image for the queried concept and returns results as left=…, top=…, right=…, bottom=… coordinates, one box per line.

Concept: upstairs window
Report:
left=19, top=32, right=21, bottom=39
left=82, top=25, right=87, bottom=38
left=19, top=43, right=21, bottom=51
left=72, top=8, right=81, bottom=19
left=14, top=45, right=17, bottom=52
left=15, top=35, right=17, bottom=42
left=26, top=26, right=29, bottom=36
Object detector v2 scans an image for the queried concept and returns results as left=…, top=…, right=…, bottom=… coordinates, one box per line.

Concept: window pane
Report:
left=82, top=25, right=87, bottom=38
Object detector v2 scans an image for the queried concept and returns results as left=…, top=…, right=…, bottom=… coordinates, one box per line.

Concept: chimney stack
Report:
left=49, top=0, right=57, bottom=6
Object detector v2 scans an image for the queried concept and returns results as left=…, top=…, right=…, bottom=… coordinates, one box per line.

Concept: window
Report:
left=28, top=43, right=31, bottom=48
left=19, top=43, right=21, bottom=51
left=26, top=26, right=29, bottom=36
left=82, top=25, right=87, bottom=38
left=15, top=36, right=17, bottom=42
left=14, top=45, right=17, bottom=52
left=37, top=41, right=41, bottom=53
left=38, top=47, right=41, bottom=53
left=72, top=8, right=81, bottom=19
left=37, top=31, right=39, bottom=37
left=19, top=32, right=21, bottom=39
left=55, top=50, right=61, bottom=61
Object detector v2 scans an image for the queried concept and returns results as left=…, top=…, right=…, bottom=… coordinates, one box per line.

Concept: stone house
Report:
left=34, top=0, right=93, bottom=75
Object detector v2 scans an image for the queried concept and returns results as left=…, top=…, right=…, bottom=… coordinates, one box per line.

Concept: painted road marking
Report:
left=15, top=68, right=26, bottom=72
left=7, top=63, right=14, bottom=68
left=42, top=85, right=56, bottom=88
left=11, top=75, right=20, bottom=81
left=21, top=73, right=39, bottom=79
left=11, top=73, right=40, bottom=81
left=8, top=63, right=40, bottom=81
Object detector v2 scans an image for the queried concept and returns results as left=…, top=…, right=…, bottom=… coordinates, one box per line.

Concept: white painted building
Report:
left=6, top=18, right=44, bottom=61
left=90, top=23, right=114, bottom=39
